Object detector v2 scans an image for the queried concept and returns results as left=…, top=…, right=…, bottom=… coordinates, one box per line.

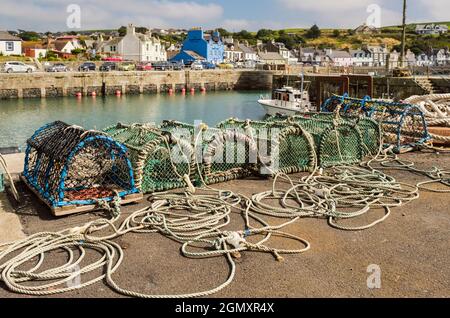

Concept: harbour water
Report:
left=0, top=91, right=267, bottom=148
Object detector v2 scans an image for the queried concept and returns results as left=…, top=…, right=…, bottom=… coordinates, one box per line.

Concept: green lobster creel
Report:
left=264, top=115, right=364, bottom=168
left=300, top=113, right=381, bottom=156
left=217, top=118, right=317, bottom=175
left=103, top=123, right=194, bottom=193
left=161, top=120, right=258, bottom=185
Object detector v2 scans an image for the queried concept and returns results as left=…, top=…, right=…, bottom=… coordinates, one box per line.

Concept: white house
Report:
left=0, top=31, right=22, bottom=56
left=367, top=45, right=389, bottom=67
left=238, top=42, right=258, bottom=62
left=103, top=24, right=167, bottom=62
left=416, top=53, right=432, bottom=66
left=326, top=49, right=353, bottom=67
left=415, top=24, right=448, bottom=35
left=432, top=49, right=450, bottom=66
left=350, top=49, right=372, bottom=66
left=224, top=42, right=243, bottom=62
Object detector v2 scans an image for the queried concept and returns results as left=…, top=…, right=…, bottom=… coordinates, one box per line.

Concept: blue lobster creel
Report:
left=22, top=121, right=142, bottom=215
left=322, top=94, right=431, bottom=153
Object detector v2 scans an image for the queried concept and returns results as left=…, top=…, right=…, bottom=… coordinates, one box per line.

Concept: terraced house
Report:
left=0, top=31, right=22, bottom=56
left=102, top=24, right=167, bottom=62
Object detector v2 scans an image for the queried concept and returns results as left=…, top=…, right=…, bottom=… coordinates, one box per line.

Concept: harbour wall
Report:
left=0, top=70, right=281, bottom=99
left=1, top=69, right=447, bottom=100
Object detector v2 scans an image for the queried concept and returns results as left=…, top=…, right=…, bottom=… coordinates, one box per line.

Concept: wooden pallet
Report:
left=20, top=175, right=143, bottom=217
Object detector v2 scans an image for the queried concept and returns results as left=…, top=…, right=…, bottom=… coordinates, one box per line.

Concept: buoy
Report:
left=91, top=91, right=97, bottom=97
left=200, top=87, right=206, bottom=93
left=115, top=90, right=122, bottom=96
left=190, top=88, right=195, bottom=94
left=168, top=88, right=174, bottom=95
left=76, top=92, right=82, bottom=98
left=181, top=88, right=186, bottom=94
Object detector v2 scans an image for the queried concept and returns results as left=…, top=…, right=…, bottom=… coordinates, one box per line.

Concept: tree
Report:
left=333, top=29, right=341, bottom=38
left=217, top=28, right=230, bottom=37
left=305, top=24, right=321, bottom=39
left=235, top=30, right=254, bottom=40
left=276, top=34, right=304, bottom=50
left=256, top=29, right=275, bottom=39
left=18, top=31, right=41, bottom=41
left=118, top=26, right=127, bottom=37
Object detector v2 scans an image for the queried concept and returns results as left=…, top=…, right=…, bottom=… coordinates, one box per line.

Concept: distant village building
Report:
left=367, top=45, right=389, bottom=67
left=257, top=51, right=286, bottom=70
left=239, top=42, right=258, bottom=63
left=325, top=49, right=353, bottom=67
left=22, top=42, right=47, bottom=59
left=416, top=52, right=432, bottom=66
left=0, top=31, right=22, bottom=56
left=102, top=24, right=166, bottom=62
left=350, top=49, right=372, bottom=66
left=224, top=42, right=243, bottom=62
left=170, top=28, right=224, bottom=64
left=431, top=48, right=450, bottom=66
left=265, top=40, right=291, bottom=60
left=354, top=23, right=380, bottom=35
left=415, top=24, right=448, bottom=35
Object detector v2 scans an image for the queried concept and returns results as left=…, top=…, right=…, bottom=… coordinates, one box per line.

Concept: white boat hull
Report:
left=258, top=99, right=307, bottom=116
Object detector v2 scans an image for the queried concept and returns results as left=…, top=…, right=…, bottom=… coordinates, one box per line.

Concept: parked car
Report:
left=78, top=62, right=96, bottom=72
left=102, top=56, right=123, bottom=62
left=191, top=61, right=204, bottom=70
left=169, top=61, right=184, bottom=70
left=2, top=61, right=36, bottom=73
left=46, top=63, right=69, bottom=72
left=136, top=62, right=152, bottom=71
left=118, top=61, right=136, bottom=71
left=201, top=61, right=216, bottom=70
left=99, top=62, right=118, bottom=72
left=152, top=61, right=171, bottom=71
left=218, top=63, right=234, bottom=69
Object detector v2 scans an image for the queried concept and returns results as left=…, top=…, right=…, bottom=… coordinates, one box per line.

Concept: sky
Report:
left=0, top=0, right=449, bottom=32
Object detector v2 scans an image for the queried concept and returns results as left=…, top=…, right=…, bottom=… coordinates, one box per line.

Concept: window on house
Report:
left=146, top=44, right=149, bottom=51
left=6, top=42, right=14, bottom=51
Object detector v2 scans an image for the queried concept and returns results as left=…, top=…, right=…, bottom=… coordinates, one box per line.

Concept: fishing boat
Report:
left=258, top=75, right=314, bottom=116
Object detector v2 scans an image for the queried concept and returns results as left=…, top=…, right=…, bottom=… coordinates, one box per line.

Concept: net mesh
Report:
left=217, top=119, right=317, bottom=174
left=263, top=115, right=364, bottom=168
left=103, top=123, right=193, bottom=193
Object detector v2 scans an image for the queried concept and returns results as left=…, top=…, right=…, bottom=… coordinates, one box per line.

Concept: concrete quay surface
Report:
left=0, top=152, right=449, bottom=298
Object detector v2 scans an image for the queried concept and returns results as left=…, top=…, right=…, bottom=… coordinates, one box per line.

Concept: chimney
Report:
left=127, top=24, right=136, bottom=36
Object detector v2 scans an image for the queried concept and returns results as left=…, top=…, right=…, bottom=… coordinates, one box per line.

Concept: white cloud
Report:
left=221, top=19, right=252, bottom=31
left=416, top=0, right=450, bottom=21
left=277, top=0, right=401, bottom=28
left=0, top=0, right=224, bottom=31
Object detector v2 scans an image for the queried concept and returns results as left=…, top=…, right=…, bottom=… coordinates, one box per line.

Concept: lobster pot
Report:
left=218, top=119, right=316, bottom=175
left=305, top=113, right=381, bottom=156
left=366, top=101, right=430, bottom=152
left=264, top=116, right=364, bottom=168
left=161, top=120, right=258, bottom=185
left=23, top=122, right=141, bottom=216
left=322, top=94, right=430, bottom=152
left=103, top=123, right=194, bottom=193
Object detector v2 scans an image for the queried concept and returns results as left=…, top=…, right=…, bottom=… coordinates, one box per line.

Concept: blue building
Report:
left=170, top=28, right=224, bottom=64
